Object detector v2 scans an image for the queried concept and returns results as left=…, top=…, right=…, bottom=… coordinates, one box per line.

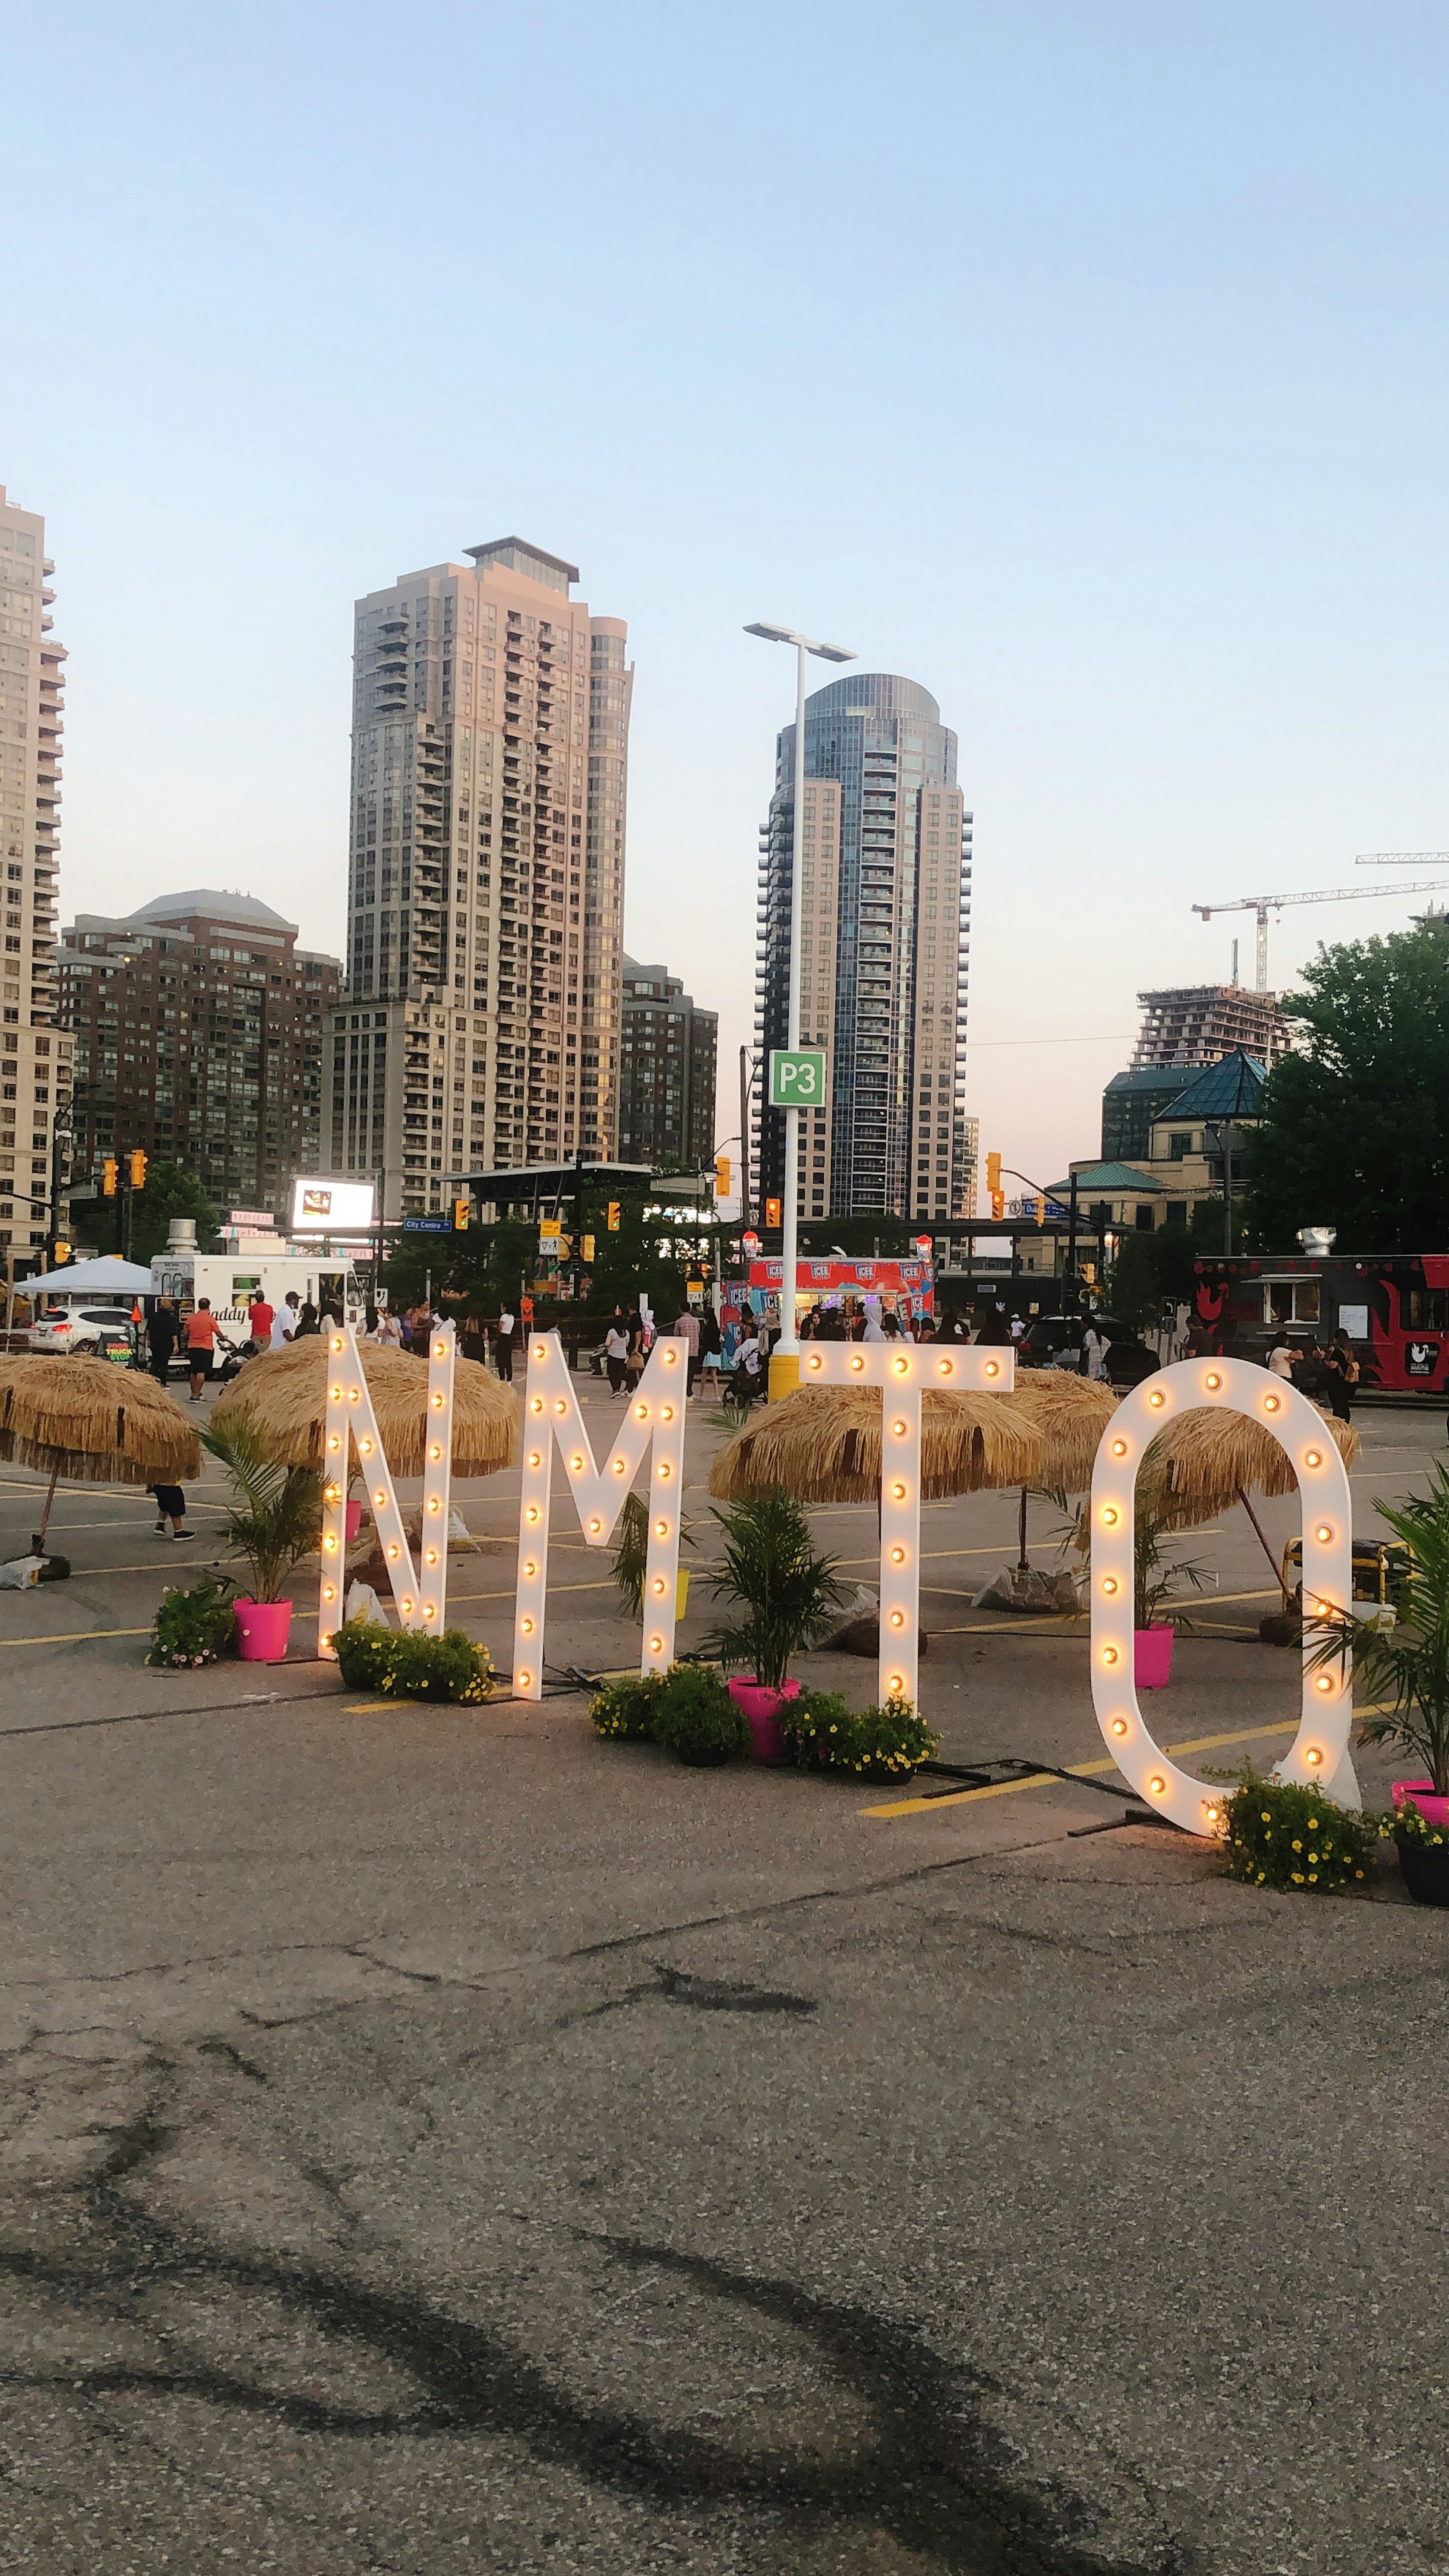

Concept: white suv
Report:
left=28, top=1304, right=136, bottom=1359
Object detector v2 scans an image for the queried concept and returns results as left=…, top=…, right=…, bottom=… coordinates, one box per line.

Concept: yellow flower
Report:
left=1292, top=1839, right=1303, bottom=1852
left=1261, top=1810, right=1271, bottom=1822
left=1292, top=1872, right=1304, bottom=1883
left=1307, top=1873, right=1317, bottom=1884
left=1308, top=1816, right=1319, bottom=1829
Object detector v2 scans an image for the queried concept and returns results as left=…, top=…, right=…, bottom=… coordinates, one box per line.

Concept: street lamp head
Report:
left=744, top=622, right=857, bottom=664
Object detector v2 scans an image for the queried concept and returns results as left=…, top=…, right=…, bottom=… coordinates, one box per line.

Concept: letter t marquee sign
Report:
left=800, top=1340, right=1015, bottom=1707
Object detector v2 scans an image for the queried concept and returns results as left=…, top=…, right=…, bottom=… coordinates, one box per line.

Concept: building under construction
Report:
left=1131, top=984, right=1294, bottom=1073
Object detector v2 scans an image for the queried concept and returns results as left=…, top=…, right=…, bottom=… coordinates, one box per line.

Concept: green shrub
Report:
left=650, top=1664, right=749, bottom=1763
left=1215, top=1770, right=1381, bottom=1893
left=331, top=1618, right=397, bottom=1691
left=786, top=1691, right=938, bottom=1781
left=146, top=1575, right=236, bottom=1670
left=331, top=1616, right=494, bottom=1704
left=591, top=1670, right=669, bottom=1741
left=381, top=1627, right=495, bottom=1704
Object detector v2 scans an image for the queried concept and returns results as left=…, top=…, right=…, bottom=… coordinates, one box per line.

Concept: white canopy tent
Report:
left=18, top=1256, right=155, bottom=1302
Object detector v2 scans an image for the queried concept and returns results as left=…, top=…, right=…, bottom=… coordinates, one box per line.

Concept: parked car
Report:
left=28, top=1304, right=136, bottom=1360
left=1018, top=1311, right=1158, bottom=1387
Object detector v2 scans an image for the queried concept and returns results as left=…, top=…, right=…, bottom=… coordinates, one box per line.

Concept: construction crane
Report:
left=1194, top=878, right=1449, bottom=990
left=1356, top=850, right=1449, bottom=865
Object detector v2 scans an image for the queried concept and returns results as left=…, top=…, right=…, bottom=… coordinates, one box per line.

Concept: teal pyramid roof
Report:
left=1159, top=1049, right=1267, bottom=1120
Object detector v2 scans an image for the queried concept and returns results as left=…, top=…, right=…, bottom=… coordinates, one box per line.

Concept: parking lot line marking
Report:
left=861, top=1719, right=1304, bottom=1819
left=0, top=1626, right=154, bottom=1648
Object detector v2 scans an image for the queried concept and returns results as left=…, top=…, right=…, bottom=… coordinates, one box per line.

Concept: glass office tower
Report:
left=754, top=672, right=972, bottom=1223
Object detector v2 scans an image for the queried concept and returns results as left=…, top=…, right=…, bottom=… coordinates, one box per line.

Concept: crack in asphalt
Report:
left=0, top=2191, right=1190, bottom=2576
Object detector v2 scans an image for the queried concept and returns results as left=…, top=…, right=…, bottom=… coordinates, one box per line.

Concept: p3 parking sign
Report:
left=768, top=1047, right=826, bottom=1108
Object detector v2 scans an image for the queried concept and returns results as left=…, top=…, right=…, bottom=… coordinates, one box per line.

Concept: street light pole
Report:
left=744, top=621, right=855, bottom=1392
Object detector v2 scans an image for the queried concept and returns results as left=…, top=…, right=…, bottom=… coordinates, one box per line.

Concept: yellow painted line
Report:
left=862, top=1718, right=1304, bottom=1819
left=0, top=1626, right=153, bottom=1647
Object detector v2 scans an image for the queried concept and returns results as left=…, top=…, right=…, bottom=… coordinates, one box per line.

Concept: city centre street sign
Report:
left=768, top=1047, right=826, bottom=1109
left=403, top=1216, right=452, bottom=1235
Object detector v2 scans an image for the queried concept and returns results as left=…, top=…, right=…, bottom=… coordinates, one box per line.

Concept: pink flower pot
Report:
left=728, top=1676, right=801, bottom=1766
left=234, top=1597, right=294, bottom=1662
left=1134, top=1626, right=1174, bottom=1689
left=1392, top=1780, right=1449, bottom=1830
left=345, top=1501, right=365, bottom=1543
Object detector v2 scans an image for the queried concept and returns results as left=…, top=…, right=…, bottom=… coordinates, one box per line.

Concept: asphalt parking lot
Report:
left=0, top=1380, right=1445, bottom=2573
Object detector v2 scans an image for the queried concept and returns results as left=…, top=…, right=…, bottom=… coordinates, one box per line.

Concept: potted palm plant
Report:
left=701, top=1490, right=845, bottom=1762
left=202, top=1413, right=323, bottom=1662
left=1307, top=1463, right=1449, bottom=1905
left=1131, top=1478, right=1211, bottom=1688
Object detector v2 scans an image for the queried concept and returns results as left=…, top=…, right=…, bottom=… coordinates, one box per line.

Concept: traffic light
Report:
left=764, top=1196, right=782, bottom=1229
left=1035, top=1196, right=1046, bottom=1224
left=715, top=1154, right=731, bottom=1200
left=581, top=1233, right=595, bottom=1262
left=128, top=1149, right=147, bottom=1190
left=990, top=1191, right=1006, bottom=1221
left=102, top=1158, right=118, bottom=1197
left=606, top=1200, right=621, bottom=1231
left=453, top=1198, right=470, bottom=1231
left=985, top=1150, right=1001, bottom=1197
left=52, top=1241, right=70, bottom=1266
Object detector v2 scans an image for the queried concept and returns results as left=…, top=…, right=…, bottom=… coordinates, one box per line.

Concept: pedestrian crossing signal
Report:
left=102, top=1158, right=118, bottom=1197
left=128, top=1150, right=147, bottom=1189
left=453, top=1199, right=470, bottom=1231
left=606, top=1201, right=621, bottom=1231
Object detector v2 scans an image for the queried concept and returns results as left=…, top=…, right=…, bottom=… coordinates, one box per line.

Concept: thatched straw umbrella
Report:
left=708, top=1384, right=1046, bottom=1505
left=210, top=1338, right=517, bottom=1478
left=0, top=1354, right=200, bottom=1550
left=1004, top=1372, right=1117, bottom=1493
left=1147, top=1404, right=1358, bottom=1598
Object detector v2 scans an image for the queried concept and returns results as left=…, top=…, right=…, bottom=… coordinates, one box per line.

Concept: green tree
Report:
left=1243, top=918, right=1449, bottom=1250
left=128, top=1163, right=219, bottom=1264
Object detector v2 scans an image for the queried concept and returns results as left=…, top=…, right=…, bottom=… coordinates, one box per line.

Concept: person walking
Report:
left=146, top=1295, right=180, bottom=1388
left=183, top=1298, right=221, bottom=1403
left=147, top=1481, right=193, bottom=1543
left=1324, top=1329, right=1359, bottom=1423
left=625, top=1310, right=647, bottom=1390
left=494, top=1304, right=516, bottom=1383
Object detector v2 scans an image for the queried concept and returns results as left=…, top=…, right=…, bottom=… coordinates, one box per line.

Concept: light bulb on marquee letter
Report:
left=800, top=1338, right=1017, bottom=1711
left=512, top=1332, right=691, bottom=1701
left=1089, top=1358, right=1356, bottom=1833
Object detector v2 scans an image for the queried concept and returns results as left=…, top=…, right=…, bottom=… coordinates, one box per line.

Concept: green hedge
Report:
left=332, top=1618, right=494, bottom=1705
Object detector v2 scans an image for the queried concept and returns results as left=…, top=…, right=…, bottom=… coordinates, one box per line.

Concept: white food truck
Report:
left=149, top=1220, right=366, bottom=1349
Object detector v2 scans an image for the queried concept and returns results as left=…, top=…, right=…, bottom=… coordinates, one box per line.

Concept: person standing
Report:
left=271, top=1293, right=300, bottom=1350
left=183, top=1298, right=220, bottom=1403
left=1267, top=1336, right=1297, bottom=1381
left=672, top=1302, right=702, bottom=1393
left=146, top=1296, right=180, bottom=1388
left=603, top=1316, right=630, bottom=1393
left=737, top=1324, right=763, bottom=1406
left=495, top=1304, right=516, bottom=1383
left=1324, top=1329, right=1359, bottom=1423
left=247, top=1290, right=275, bottom=1349
left=375, top=1306, right=403, bottom=1349
left=292, top=1299, right=321, bottom=1339
left=1082, top=1318, right=1108, bottom=1382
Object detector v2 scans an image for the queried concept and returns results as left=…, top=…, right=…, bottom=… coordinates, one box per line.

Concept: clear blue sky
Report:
left=6, top=2, right=1449, bottom=1198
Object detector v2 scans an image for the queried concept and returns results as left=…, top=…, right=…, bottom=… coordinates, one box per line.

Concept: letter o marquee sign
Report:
left=1090, top=1358, right=1358, bottom=1835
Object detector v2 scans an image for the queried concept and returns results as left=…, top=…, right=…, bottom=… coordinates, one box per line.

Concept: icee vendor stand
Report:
left=727, top=1255, right=935, bottom=1335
